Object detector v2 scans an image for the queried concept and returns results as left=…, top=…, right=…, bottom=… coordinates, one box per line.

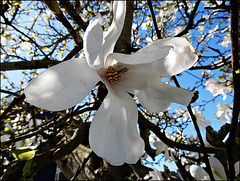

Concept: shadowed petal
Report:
left=89, top=84, right=144, bottom=166
left=24, top=58, right=99, bottom=111
left=209, top=157, right=227, bottom=180
left=83, top=18, right=103, bottom=67
left=190, top=165, right=210, bottom=180
left=117, top=37, right=198, bottom=77
left=137, top=93, right=171, bottom=112
left=235, top=161, right=240, bottom=177
left=118, top=71, right=193, bottom=112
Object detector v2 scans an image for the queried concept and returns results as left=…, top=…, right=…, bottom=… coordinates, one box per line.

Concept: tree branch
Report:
left=176, top=0, right=201, bottom=37
left=2, top=122, right=90, bottom=180
left=1, top=59, right=60, bottom=71
left=138, top=111, right=216, bottom=154
left=44, top=0, right=83, bottom=47
left=226, top=0, right=239, bottom=180
left=58, top=0, right=88, bottom=31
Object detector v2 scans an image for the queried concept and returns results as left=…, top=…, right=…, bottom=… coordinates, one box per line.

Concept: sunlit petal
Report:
left=190, top=165, right=210, bottom=180
left=119, top=37, right=198, bottom=77
left=89, top=83, right=144, bottom=166
left=24, top=58, right=99, bottom=111
left=209, top=157, right=227, bottom=180
left=101, top=1, right=126, bottom=63
left=83, top=18, right=103, bottom=67
left=119, top=71, right=193, bottom=112
left=112, top=40, right=172, bottom=64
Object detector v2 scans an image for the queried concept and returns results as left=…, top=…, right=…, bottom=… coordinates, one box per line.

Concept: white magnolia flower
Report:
left=24, top=1, right=198, bottom=165
left=191, top=106, right=211, bottom=131
left=200, top=69, right=213, bottom=78
left=175, top=106, right=210, bottom=131
left=174, top=106, right=188, bottom=121
left=150, top=132, right=177, bottom=162
left=205, top=78, right=232, bottom=100
left=215, top=103, right=232, bottom=123
left=190, top=157, right=227, bottom=180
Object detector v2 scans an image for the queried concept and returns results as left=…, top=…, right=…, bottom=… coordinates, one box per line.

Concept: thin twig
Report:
left=0, top=94, right=25, bottom=121
left=44, top=1, right=83, bottom=47
left=70, top=151, right=94, bottom=181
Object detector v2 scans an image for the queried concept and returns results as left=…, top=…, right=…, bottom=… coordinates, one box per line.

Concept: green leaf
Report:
left=176, top=138, right=181, bottom=143
left=128, top=173, right=135, bottom=181
left=22, top=159, right=33, bottom=173
left=12, top=147, right=35, bottom=160
left=218, top=123, right=233, bottom=140
left=236, top=137, right=240, bottom=145
left=162, top=165, right=171, bottom=179
left=1, top=127, right=11, bottom=134
left=10, top=0, right=22, bottom=5
left=235, top=69, right=240, bottom=74
left=206, top=126, right=225, bottom=148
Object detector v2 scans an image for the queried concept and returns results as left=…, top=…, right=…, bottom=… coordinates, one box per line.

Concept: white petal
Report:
left=144, top=168, right=164, bottom=180
left=101, top=1, right=126, bottom=63
left=190, top=165, right=210, bottom=180
left=209, top=157, right=227, bottom=180
left=137, top=92, right=171, bottom=112
left=112, top=40, right=172, bottom=64
left=24, top=58, right=99, bottom=111
left=234, top=161, right=240, bottom=177
left=83, top=18, right=103, bottom=67
left=89, top=84, right=144, bottom=166
left=119, top=71, right=193, bottom=112
left=120, top=37, right=198, bottom=77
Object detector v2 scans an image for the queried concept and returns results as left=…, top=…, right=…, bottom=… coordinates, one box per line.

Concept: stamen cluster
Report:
left=105, top=66, right=129, bottom=84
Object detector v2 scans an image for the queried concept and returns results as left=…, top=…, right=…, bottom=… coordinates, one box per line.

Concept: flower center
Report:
left=105, top=66, right=129, bottom=84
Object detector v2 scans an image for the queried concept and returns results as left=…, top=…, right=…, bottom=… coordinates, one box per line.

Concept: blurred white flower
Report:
left=220, top=33, right=231, bottom=48
left=141, top=16, right=152, bottom=30
left=198, top=25, right=205, bottom=34
left=15, top=136, right=40, bottom=150
left=205, top=78, right=232, bottom=100
left=132, top=23, right=137, bottom=30
left=144, top=168, right=164, bottom=180
left=174, top=106, right=188, bottom=121
left=174, top=106, right=210, bottom=131
left=215, top=103, right=232, bottom=123
left=146, top=36, right=153, bottom=43
left=192, top=106, right=211, bottom=131
left=150, top=132, right=177, bottom=162
left=208, top=25, right=219, bottom=38
left=200, top=69, right=213, bottom=78
left=22, top=42, right=32, bottom=51
left=79, top=9, right=88, bottom=20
